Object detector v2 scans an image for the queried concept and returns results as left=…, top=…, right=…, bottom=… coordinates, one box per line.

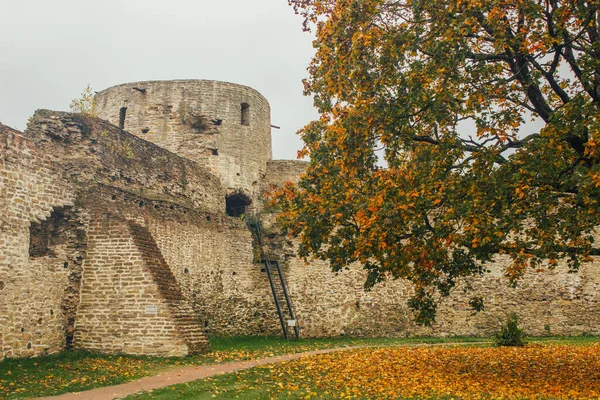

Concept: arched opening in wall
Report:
left=226, top=192, right=252, bottom=217
left=241, top=103, right=250, bottom=126
left=29, top=206, right=78, bottom=258
left=119, top=107, right=127, bottom=129
left=29, top=213, right=59, bottom=258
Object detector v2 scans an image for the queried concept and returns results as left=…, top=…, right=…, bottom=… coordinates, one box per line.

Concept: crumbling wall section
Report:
left=0, top=124, right=80, bottom=358
left=1, top=112, right=224, bottom=358
left=25, top=110, right=224, bottom=214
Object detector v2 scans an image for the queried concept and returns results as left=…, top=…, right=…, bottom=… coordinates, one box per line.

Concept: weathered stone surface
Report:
left=25, top=110, right=224, bottom=214
left=0, top=124, right=77, bottom=359
left=1, top=80, right=599, bottom=360
left=95, top=80, right=272, bottom=201
left=74, top=211, right=208, bottom=356
left=1, top=113, right=215, bottom=358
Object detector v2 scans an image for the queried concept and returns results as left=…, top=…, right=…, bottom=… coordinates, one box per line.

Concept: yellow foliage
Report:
left=265, top=345, right=600, bottom=399
left=70, top=84, right=97, bottom=117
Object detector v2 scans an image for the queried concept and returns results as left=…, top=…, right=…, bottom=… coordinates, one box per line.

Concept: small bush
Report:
left=495, top=312, right=527, bottom=347
left=70, top=84, right=97, bottom=117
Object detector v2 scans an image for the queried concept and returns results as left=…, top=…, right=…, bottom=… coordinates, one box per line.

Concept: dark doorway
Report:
left=226, top=192, right=252, bottom=217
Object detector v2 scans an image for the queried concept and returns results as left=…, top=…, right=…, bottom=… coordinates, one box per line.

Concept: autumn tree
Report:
left=272, top=0, right=600, bottom=323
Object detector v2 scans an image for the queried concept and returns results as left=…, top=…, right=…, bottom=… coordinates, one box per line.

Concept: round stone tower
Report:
left=95, top=80, right=272, bottom=206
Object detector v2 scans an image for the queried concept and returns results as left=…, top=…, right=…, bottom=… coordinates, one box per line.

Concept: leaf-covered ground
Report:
left=127, top=343, right=600, bottom=399
left=0, top=336, right=488, bottom=399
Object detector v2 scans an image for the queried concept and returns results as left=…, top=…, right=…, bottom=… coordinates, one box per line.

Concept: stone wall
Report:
left=73, top=185, right=280, bottom=339
left=25, top=110, right=224, bottom=214
left=1, top=112, right=221, bottom=358
left=281, top=249, right=600, bottom=337
left=74, top=205, right=209, bottom=356
left=2, top=89, right=600, bottom=361
left=95, top=80, right=272, bottom=199
left=0, top=124, right=79, bottom=358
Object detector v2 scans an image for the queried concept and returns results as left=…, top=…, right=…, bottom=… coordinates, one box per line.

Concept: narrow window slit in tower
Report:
left=241, top=103, right=250, bottom=126
left=119, top=107, right=127, bottom=129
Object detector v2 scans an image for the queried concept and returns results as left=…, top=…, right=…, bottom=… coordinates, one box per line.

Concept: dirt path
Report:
left=35, top=346, right=364, bottom=400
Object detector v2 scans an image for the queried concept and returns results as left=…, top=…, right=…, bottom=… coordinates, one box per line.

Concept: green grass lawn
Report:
left=0, top=335, right=596, bottom=399
left=124, top=367, right=317, bottom=400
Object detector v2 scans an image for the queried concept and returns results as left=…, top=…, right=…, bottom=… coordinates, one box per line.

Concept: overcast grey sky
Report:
left=0, top=0, right=318, bottom=160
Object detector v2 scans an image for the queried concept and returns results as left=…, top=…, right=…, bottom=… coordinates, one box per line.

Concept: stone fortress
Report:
left=1, top=80, right=599, bottom=359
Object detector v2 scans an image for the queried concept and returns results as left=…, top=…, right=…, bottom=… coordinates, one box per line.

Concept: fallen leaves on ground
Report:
left=205, top=343, right=348, bottom=364
left=259, top=344, right=600, bottom=399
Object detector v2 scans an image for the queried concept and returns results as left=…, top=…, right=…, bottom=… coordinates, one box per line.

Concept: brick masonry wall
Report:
left=127, top=222, right=209, bottom=354
left=75, top=185, right=280, bottom=338
left=74, top=207, right=209, bottom=356
left=0, top=124, right=79, bottom=358
left=25, top=110, right=224, bottom=214
left=281, top=251, right=600, bottom=337
left=95, top=80, right=272, bottom=200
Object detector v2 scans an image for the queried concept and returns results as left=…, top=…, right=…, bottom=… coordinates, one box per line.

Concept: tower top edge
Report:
left=96, top=80, right=269, bottom=102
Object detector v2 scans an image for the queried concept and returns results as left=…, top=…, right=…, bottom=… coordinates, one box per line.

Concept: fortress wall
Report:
left=0, top=112, right=226, bottom=357
left=25, top=110, right=224, bottom=214
left=281, top=245, right=600, bottom=338
left=74, top=186, right=280, bottom=339
left=0, top=125, right=79, bottom=358
left=3, top=85, right=600, bottom=361
left=95, top=80, right=272, bottom=198
left=73, top=209, right=206, bottom=356
left=260, top=161, right=600, bottom=338
left=264, top=160, right=309, bottom=188
left=0, top=111, right=264, bottom=359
